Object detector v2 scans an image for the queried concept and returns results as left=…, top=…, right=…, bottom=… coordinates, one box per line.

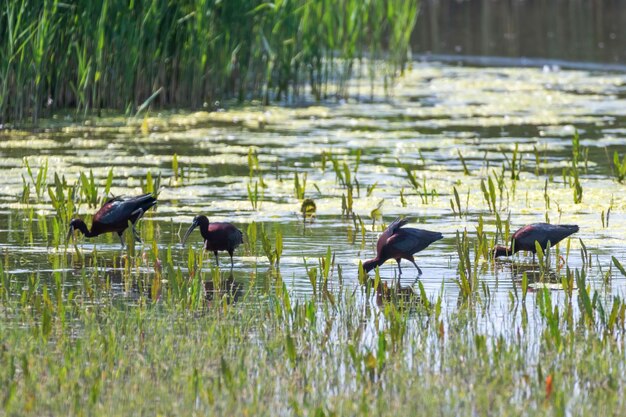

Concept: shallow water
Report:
left=1, top=61, right=626, bottom=324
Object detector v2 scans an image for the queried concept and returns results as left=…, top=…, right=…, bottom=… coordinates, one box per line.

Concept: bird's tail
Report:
left=561, top=225, right=579, bottom=233
left=430, top=231, right=444, bottom=243
left=137, top=193, right=158, bottom=211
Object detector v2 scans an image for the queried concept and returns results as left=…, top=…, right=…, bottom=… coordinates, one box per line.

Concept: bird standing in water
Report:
left=181, top=215, right=243, bottom=268
left=493, top=223, right=579, bottom=258
left=67, top=193, right=157, bottom=248
left=361, top=217, right=443, bottom=281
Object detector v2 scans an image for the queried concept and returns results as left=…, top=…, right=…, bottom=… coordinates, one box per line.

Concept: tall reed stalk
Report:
left=0, top=0, right=420, bottom=124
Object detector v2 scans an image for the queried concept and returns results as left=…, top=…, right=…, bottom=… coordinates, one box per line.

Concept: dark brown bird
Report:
left=181, top=215, right=243, bottom=268
left=67, top=193, right=157, bottom=248
left=493, top=223, right=579, bottom=258
left=362, top=217, right=443, bottom=279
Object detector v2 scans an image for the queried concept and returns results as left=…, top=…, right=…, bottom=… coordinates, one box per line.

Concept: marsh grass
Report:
left=1, top=242, right=626, bottom=416
left=0, top=0, right=419, bottom=124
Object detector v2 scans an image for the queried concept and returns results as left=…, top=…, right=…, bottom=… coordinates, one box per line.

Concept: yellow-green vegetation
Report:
left=1, top=260, right=626, bottom=415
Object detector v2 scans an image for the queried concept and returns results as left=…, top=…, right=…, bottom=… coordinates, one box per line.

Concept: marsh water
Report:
left=414, top=0, right=626, bottom=65
left=1, top=61, right=626, bottom=328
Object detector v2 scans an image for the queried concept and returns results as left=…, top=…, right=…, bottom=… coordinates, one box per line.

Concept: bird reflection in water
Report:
left=204, top=272, right=243, bottom=305
left=362, top=276, right=424, bottom=308
left=495, top=258, right=564, bottom=289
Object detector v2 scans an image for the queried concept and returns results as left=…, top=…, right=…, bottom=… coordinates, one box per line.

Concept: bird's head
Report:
left=67, top=218, right=88, bottom=242
left=492, top=245, right=511, bottom=258
left=361, top=259, right=378, bottom=274
left=182, top=215, right=209, bottom=246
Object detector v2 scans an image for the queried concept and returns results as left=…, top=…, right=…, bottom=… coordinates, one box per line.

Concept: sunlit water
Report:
left=1, top=61, right=625, bottom=328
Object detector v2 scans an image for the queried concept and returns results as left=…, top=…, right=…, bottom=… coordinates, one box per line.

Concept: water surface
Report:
left=1, top=61, right=626, bottom=327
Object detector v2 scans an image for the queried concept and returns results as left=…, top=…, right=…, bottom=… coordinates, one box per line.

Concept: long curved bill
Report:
left=181, top=222, right=198, bottom=246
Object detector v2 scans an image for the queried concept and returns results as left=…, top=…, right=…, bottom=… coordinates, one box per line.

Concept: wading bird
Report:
left=181, top=215, right=243, bottom=268
left=67, top=193, right=157, bottom=248
left=493, top=223, right=579, bottom=258
left=361, top=217, right=443, bottom=281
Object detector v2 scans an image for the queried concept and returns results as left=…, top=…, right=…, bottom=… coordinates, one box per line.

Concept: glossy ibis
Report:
left=493, top=223, right=579, bottom=258
left=362, top=217, right=443, bottom=281
left=67, top=193, right=157, bottom=248
left=181, top=215, right=243, bottom=268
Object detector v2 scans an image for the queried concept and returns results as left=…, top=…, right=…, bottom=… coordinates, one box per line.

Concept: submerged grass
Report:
left=0, top=0, right=419, bottom=124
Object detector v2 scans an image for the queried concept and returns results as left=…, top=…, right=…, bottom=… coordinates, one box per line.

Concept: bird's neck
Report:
left=75, top=221, right=97, bottom=237
left=199, top=224, right=212, bottom=241
left=362, top=257, right=384, bottom=273
left=494, top=245, right=512, bottom=258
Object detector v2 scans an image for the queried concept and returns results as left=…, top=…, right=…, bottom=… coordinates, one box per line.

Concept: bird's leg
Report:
left=117, top=232, right=125, bottom=249
left=410, top=275, right=420, bottom=287
left=396, top=259, right=402, bottom=287
left=130, top=207, right=146, bottom=221
left=408, top=258, right=423, bottom=276
left=214, top=251, right=219, bottom=266
left=229, top=250, right=234, bottom=270
left=130, top=208, right=145, bottom=243
left=132, top=225, right=142, bottom=243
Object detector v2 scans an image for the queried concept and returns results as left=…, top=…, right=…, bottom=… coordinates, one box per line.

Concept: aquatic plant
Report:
left=449, top=186, right=463, bottom=218
left=171, top=153, right=183, bottom=185
left=455, top=229, right=477, bottom=301
left=294, top=171, right=307, bottom=200
left=140, top=171, right=161, bottom=197
left=569, top=131, right=584, bottom=204
left=480, top=176, right=497, bottom=213
left=612, top=151, right=626, bottom=183
left=22, top=158, right=48, bottom=202
left=260, top=223, right=282, bottom=268
left=457, top=150, right=470, bottom=176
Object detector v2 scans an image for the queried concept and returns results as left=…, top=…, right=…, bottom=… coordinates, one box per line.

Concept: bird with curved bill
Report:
left=493, top=223, right=579, bottom=261
left=67, top=193, right=157, bottom=248
left=361, top=217, right=443, bottom=283
left=181, top=215, right=243, bottom=269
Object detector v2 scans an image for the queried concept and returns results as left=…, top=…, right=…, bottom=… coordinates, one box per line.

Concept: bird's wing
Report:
left=94, top=199, right=126, bottom=225
left=386, top=217, right=410, bottom=235
left=376, top=217, right=410, bottom=254
left=95, top=194, right=156, bottom=225
left=512, top=225, right=544, bottom=249
left=513, top=223, right=578, bottom=250
left=103, top=195, right=123, bottom=205
left=385, top=228, right=443, bottom=256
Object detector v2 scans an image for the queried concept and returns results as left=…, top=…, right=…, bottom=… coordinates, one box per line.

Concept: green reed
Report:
left=260, top=223, right=282, bottom=268
left=449, top=185, right=463, bottom=218
left=457, top=150, right=470, bottom=175
left=569, top=131, right=585, bottom=203
left=10, top=230, right=626, bottom=416
left=294, top=171, right=307, bottom=200
left=0, top=0, right=420, bottom=124
left=140, top=171, right=161, bottom=197
left=612, top=151, right=626, bottom=183
left=22, top=157, right=48, bottom=202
